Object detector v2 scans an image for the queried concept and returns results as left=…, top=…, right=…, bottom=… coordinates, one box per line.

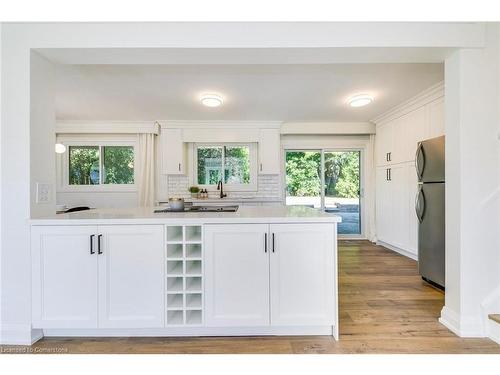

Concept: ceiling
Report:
left=55, top=63, right=444, bottom=122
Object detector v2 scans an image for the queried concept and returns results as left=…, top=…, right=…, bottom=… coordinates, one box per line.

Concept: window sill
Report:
left=57, top=185, right=138, bottom=193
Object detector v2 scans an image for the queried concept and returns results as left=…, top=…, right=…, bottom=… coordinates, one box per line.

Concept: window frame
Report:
left=57, top=136, right=138, bottom=192
left=192, top=142, right=257, bottom=192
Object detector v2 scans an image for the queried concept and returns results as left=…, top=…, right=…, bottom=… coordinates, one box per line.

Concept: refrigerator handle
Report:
left=415, top=187, right=425, bottom=223
left=415, top=142, right=425, bottom=180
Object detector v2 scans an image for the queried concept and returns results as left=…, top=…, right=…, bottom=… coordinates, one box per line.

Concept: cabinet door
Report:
left=376, top=166, right=391, bottom=243
left=162, top=128, right=185, bottom=174
left=259, top=128, right=281, bottom=174
left=204, top=224, right=270, bottom=326
left=98, top=225, right=164, bottom=328
left=389, top=164, right=410, bottom=250
left=269, top=223, right=335, bottom=326
left=31, top=225, right=98, bottom=328
left=375, top=122, right=392, bottom=166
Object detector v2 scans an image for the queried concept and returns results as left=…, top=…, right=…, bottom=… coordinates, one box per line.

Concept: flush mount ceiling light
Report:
left=348, top=94, right=373, bottom=108
left=200, top=93, right=223, bottom=107
left=55, top=143, right=66, bottom=154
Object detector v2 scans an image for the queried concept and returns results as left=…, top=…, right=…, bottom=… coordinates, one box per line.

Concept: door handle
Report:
left=415, top=187, right=425, bottom=223
left=416, top=142, right=425, bottom=180
left=178, top=163, right=181, bottom=172
left=388, top=168, right=391, bottom=181
left=272, top=233, right=275, bottom=253
left=388, top=152, right=391, bottom=162
left=97, top=234, right=103, bottom=254
left=90, top=234, right=95, bottom=255
left=264, top=233, right=268, bottom=253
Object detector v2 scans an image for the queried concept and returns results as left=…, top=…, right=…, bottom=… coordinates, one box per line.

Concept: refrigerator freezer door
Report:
left=418, top=182, right=445, bottom=287
left=416, top=135, right=445, bottom=183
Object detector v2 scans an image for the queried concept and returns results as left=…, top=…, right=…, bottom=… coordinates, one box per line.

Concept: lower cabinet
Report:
left=376, top=162, right=418, bottom=257
left=32, top=224, right=164, bottom=329
left=31, top=226, right=99, bottom=328
left=204, top=224, right=270, bottom=326
left=204, top=223, right=336, bottom=327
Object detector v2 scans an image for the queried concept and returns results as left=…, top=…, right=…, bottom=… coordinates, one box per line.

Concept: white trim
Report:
left=439, top=306, right=486, bottom=338
left=371, top=81, right=445, bottom=125
left=56, top=135, right=138, bottom=193
left=56, top=121, right=159, bottom=134
left=376, top=240, right=418, bottom=261
left=42, top=325, right=337, bottom=339
left=192, top=142, right=258, bottom=192
left=158, top=120, right=282, bottom=130
left=281, top=122, right=375, bottom=135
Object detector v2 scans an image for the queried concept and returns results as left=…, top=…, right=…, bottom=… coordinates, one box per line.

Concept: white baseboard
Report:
left=439, top=306, right=485, bottom=337
left=376, top=240, right=418, bottom=261
left=0, top=323, right=43, bottom=345
left=43, top=325, right=337, bottom=340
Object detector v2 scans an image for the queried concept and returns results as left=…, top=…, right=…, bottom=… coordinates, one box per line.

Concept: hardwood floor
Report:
left=2, top=240, right=499, bottom=354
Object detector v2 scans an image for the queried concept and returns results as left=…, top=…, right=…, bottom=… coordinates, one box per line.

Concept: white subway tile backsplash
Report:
left=165, top=174, right=281, bottom=200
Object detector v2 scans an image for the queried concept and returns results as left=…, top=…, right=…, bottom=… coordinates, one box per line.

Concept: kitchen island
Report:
left=30, top=206, right=341, bottom=341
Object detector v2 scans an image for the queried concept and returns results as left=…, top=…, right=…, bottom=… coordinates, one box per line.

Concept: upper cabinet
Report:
left=161, top=128, right=187, bottom=175
left=258, top=128, right=281, bottom=174
left=375, top=92, right=444, bottom=167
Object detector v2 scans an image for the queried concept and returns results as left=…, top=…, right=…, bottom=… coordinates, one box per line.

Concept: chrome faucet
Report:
left=217, top=180, right=227, bottom=199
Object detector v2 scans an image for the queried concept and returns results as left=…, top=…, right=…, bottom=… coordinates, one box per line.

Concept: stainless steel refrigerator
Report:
left=415, top=135, right=445, bottom=289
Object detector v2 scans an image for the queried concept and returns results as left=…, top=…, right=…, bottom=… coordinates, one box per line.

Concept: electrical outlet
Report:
left=36, top=183, right=52, bottom=204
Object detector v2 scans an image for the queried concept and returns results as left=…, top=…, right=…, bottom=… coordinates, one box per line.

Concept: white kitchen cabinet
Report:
left=98, top=225, right=164, bottom=328
left=204, top=223, right=336, bottom=327
left=31, top=226, right=99, bottom=328
left=32, top=225, right=165, bottom=329
left=269, top=224, right=335, bottom=326
left=375, top=162, right=417, bottom=258
left=259, top=128, right=281, bottom=174
left=161, top=128, right=186, bottom=175
left=204, top=224, right=270, bottom=326
left=375, top=122, right=393, bottom=166
left=375, top=92, right=444, bottom=259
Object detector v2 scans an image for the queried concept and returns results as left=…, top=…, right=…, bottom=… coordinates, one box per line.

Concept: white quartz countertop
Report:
left=30, top=205, right=342, bottom=225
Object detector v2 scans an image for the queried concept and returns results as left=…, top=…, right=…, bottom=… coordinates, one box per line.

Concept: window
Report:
left=65, top=144, right=135, bottom=188
left=194, top=144, right=256, bottom=191
left=56, top=133, right=138, bottom=193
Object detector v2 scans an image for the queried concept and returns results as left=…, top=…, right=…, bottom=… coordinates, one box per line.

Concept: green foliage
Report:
left=189, top=186, right=200, bottom=193
left=69, top=146, right=134, bottom=185
left=69, top=146, right=100, bottom=185
left=324, top=151, right=359, bottom=198
left=285, top=151, right=321, bottom=197
left=102, top=146, right=134, bottom=184
left=197, top=146, right=250, bottom=185
left=286, top=151, right=360, bottom=198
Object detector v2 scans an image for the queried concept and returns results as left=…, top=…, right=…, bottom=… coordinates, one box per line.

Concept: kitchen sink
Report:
left=154, top=205, right=239, bottom=213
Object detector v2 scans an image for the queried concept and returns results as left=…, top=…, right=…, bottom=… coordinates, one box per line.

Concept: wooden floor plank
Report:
left=1, top=240, right=499, bottom=354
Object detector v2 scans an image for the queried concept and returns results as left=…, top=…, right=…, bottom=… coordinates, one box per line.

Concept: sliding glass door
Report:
left=324, top=151, right=361, bottom=235
left=285, top=149, right=362, bottom=236
left=285, top=151, right=322, bottom=208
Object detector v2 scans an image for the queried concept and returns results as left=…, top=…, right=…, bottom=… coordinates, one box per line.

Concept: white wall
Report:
left=0, top=22, right=493, bottom=344
left=440, top=23, right=500, bottom=337
left=30, top=51, right=56, bottom=217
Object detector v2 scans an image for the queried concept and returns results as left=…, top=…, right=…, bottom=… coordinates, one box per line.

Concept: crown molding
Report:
left=157, top=120, right=282, bottom=129
left=56, top=121, right=159, bottom=134
left=371, top=81, right=444, bottom=126
left=281, top=122, right=375, bottom=135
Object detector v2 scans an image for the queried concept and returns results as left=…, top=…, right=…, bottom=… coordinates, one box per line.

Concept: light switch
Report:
left=36, top=183, right=52, bottom=204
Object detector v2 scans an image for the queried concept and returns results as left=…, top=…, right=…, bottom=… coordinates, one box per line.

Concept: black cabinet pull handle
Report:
left=90, top=234, right=95, bottom=255
left=264, top=233, right=267, bottom=253
left=272, top=233, right=275, bottom=253
left=178, top=163, right=181, bottom=172
left=98, top=234, right=103, bottom=254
